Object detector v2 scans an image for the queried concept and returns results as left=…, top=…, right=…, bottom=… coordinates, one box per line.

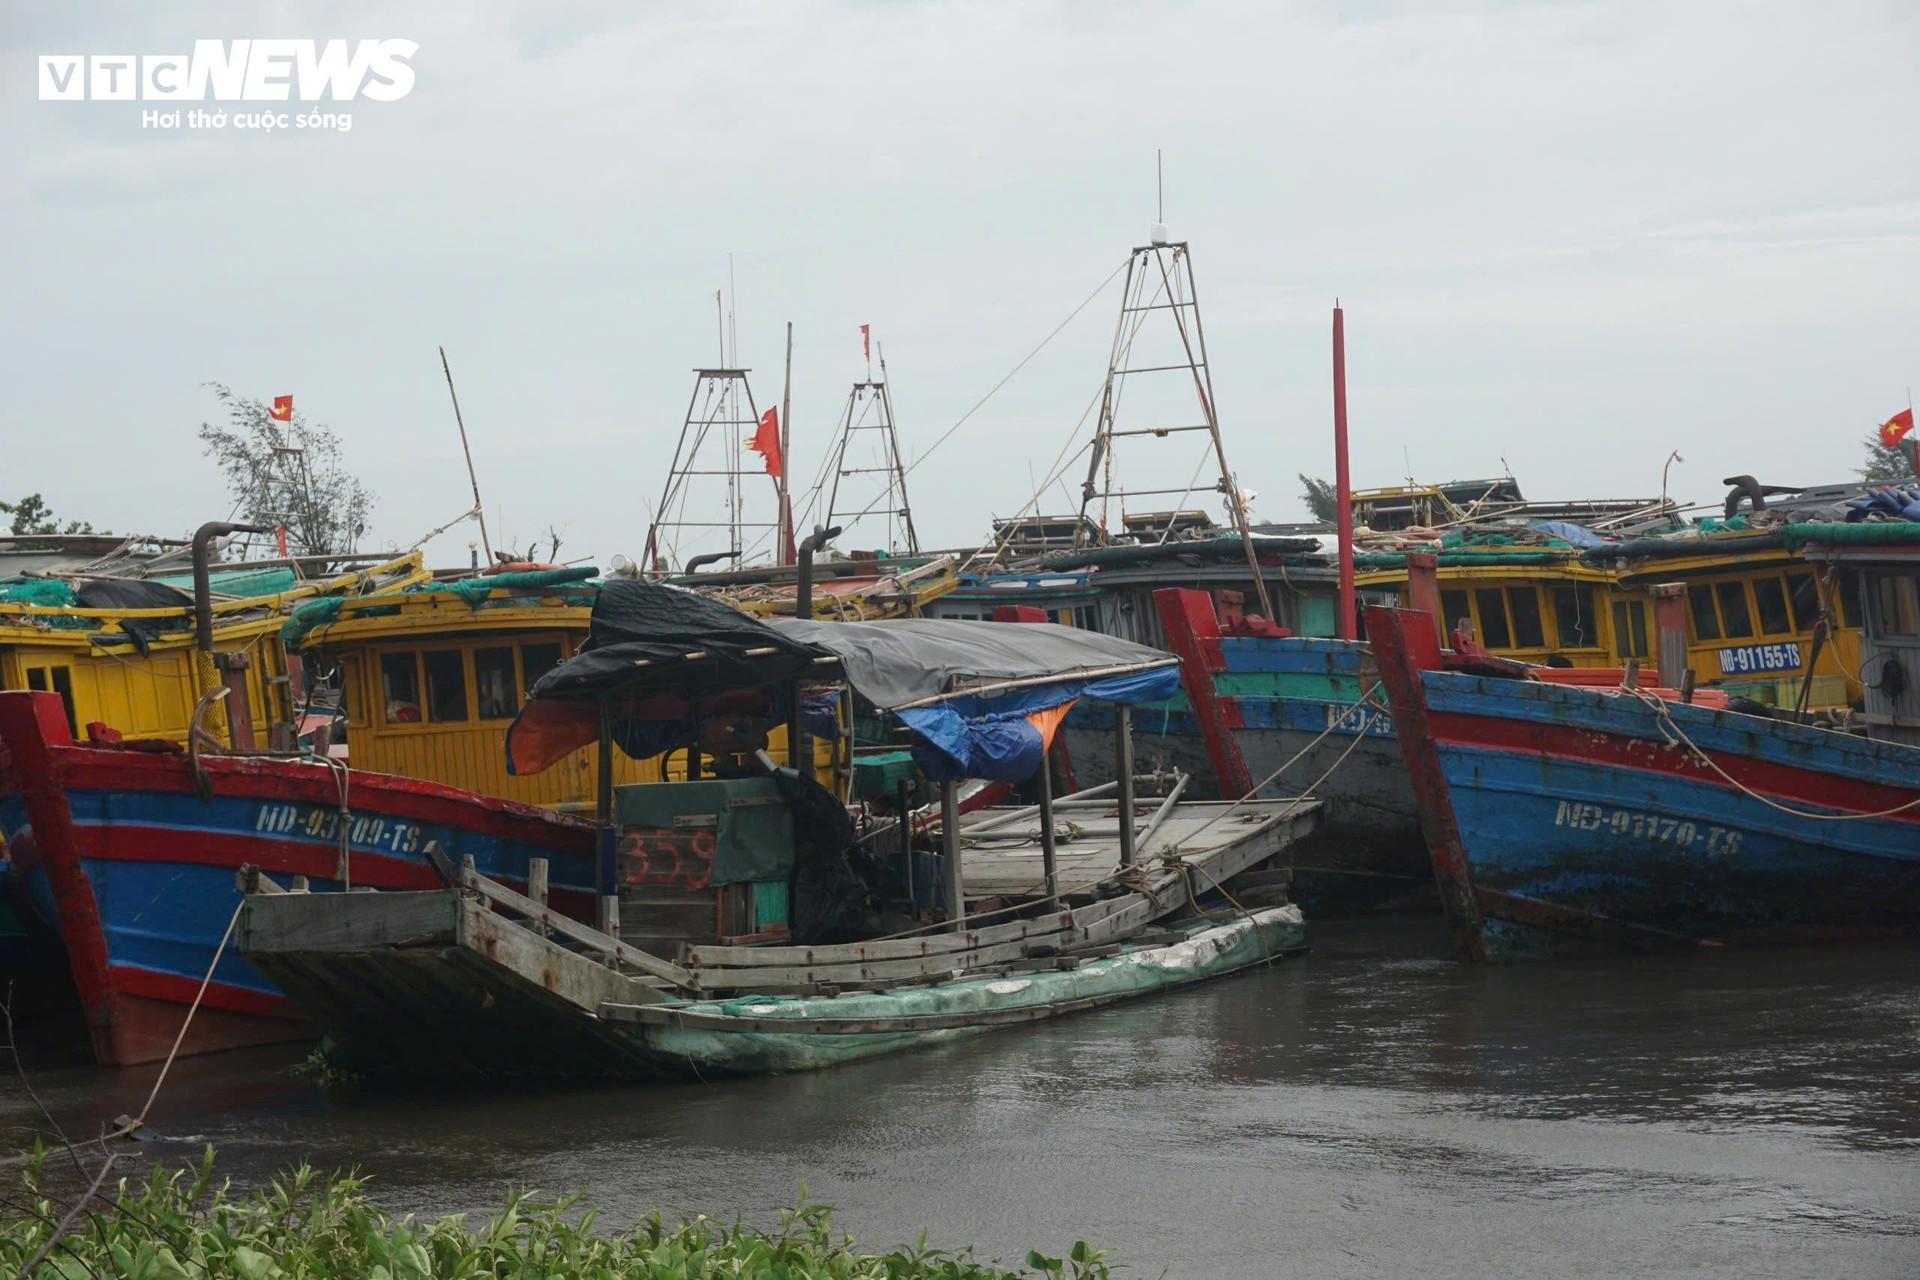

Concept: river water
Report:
left=8, top=914, right=1918, bottom=1278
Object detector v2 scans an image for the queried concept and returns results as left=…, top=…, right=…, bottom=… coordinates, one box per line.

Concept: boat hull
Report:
left=0, top=691, right=598, bottom=1066
left=1063, top=635, right=1427, bottom=909
left=247, top=893, right=1305, bottom=1082
left=1418, top=672, right=1920, bottom=956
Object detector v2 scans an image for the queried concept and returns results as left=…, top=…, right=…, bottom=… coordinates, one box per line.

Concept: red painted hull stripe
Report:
left=1428, top=710, right=1920, bottom=823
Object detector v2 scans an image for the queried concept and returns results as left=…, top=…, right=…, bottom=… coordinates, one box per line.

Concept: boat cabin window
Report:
left=1713, top=582, right=1753, bottom=639
left=1786, top=573, right=1822, bottom=632
left=1688, top=584, right=1720, bottom=641
left=522, top=641, right=564, bottom=689
left=1874, top=575, right=1918, bottom=637
left=23, top=666, right=78, bottom=738
left=1507, top=587, right=1545, bottom=648
left=423, top=650, right=468, bottom=723
left=381, top=652, right=422, bottom=723
left=1612, top=598, right=1649, bottom=659
left=1473, top=589, right=1511, bottom=648
left=1552, top=586, right=1599, bottom=648
left=1440, top=590, right=1471, bottom=639
left=474, top=646, right=518, bottom=719
left=1753, top=577, right=1792, bottom=637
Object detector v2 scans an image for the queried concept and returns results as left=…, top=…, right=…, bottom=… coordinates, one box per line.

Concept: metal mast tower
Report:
left=644, top=368, right=782, bottom=575
left=245, top=426, right=320, bottom=558
left=824, top=351, right=919, bottom=556
left=1075, top=232, right=1272, bottom=617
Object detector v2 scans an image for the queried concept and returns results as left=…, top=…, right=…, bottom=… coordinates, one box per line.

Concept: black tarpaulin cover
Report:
left=504, top=578, right=1178, bottom=779
left=505, top=579, right=829, bottom=775
left=70, top=579, right=193, bottom=609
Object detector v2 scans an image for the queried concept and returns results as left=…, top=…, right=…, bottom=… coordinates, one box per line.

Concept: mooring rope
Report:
left=1622, top=686, right=1920, bottom=822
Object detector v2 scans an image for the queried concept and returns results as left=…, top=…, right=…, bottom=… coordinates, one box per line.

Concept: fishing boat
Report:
left=242, top=872, right=1302, bottom=1081
left=0, top=689, right=601, bottom=1066
left=0, top=541, right=620, bottom=1066
left=238, top=579, right=1317, bottom=1082
left=1366, top=526, right=1920, bottom=958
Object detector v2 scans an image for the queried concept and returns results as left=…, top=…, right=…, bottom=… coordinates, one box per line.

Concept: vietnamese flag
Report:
left=746, top=405, right=782, bottom=478
left=269, top=395, right=294, bottom=422
left=1880, top=407, right=1915, bottom=449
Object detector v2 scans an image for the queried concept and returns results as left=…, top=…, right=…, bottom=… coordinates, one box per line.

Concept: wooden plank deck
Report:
left=682, top=800, right=1319, bottom=989
left=957, top=799, right=1309, bottom=900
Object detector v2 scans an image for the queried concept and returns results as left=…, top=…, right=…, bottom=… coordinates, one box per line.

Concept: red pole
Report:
left=1333, top=303, right=1356, bottom=640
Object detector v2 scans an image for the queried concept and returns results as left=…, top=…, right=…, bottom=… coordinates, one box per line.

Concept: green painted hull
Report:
left=626, top=906, right=1305, bottom=1077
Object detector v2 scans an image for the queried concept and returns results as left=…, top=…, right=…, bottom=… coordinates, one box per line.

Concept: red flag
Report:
left=860, top=324, right=870, bottom=362
left=270, top=394, right=293, bottom=422
left=275, top=526, right=289, bottom=557
left=1880, top=407, right=1915, bottom=449
left=746, top=405, right=782, bottom=478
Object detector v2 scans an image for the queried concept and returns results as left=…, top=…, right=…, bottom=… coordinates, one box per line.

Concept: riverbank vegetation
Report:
left=1, top=1146, right=1113, bottom=1278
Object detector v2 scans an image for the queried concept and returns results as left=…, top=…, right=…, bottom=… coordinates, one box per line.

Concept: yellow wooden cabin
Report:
left=1355, top=539, right=1861, bottom=707
left=293, top=579, right=650, bottom=809
left=0, top=553, right=429, bottom=746
left=1610, top=541, right=1862, bottom=709
left=292, top=575, right=850, bottom=810
left=1358, top=560, right=1642, bottom=668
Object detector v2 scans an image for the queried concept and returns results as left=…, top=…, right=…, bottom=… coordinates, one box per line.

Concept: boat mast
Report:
left=643, top=370, right=774, bottom=576
left=1075, top=200, right=1274, bottom=617
left=824, top=333, right=921, bottom=556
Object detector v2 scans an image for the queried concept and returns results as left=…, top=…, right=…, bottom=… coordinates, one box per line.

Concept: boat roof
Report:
left=522, top=578, right=1177, bottom=710
left=282, top=566, right=599, bottom=650
left=0, top=551, right=431, bottom=650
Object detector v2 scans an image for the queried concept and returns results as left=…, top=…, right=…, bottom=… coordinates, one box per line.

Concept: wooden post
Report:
left=1152, top=588, right=1255, bottom=797
left=1114, top=705, right=1137, bottom=867
left=1404, top=551, right=1442, bottom=646
left=527, top=857, right=550, bottom=937
left=214, top=652, right=256, bottom=750
left=940, top=781, right=963, bottom=932
left=596, top=701, right=616, bottom=934
left=1652, top=583, right=1688, bottom=691
left=1333, top=303, right=1356, bottom=640
left=896, top=779, right=915, bottom=909
left=1036, top=753, right=1058, bottom=900
left=779, top=321, right=795, bottom=566
left=1366, top=606, right=1488, bottom=963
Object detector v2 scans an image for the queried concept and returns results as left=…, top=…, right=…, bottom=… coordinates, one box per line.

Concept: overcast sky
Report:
left=5, top=2, right=1917, bottom=568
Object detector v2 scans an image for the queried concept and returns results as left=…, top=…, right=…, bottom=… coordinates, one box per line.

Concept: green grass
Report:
left=1, top=1146, right=1115, bottom=1278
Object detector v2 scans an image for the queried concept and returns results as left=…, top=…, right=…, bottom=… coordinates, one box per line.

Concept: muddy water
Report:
left=7, top=915, right=1918, bottom=1278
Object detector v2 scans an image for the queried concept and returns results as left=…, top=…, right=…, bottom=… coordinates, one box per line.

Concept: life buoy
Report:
left=482, top=561, right=564, bottom=575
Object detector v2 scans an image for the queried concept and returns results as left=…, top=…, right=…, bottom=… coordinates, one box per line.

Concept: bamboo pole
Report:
left=438, top=347, right=493, bottom=564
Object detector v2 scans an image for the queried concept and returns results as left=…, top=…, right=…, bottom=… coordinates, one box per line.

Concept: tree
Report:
left=1297, top=473, right=1340, bottom=523
left=1859, top=432, right=1917, bottom=484
left=198, top=384, right=375, bottom=554
left=0, top=493, right=96, bottom=536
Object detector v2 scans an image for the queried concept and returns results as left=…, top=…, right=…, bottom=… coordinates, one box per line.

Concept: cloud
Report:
left=2, top=0, right=1917, bottom=557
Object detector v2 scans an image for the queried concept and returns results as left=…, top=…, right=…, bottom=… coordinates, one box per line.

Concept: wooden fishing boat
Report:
left=241, top=865, right=1303, bottom=1082
left=238, top=580, right=1318, bottom=1082
left=1368, top=595, right=1920, bottom=960
left=0, top=689, right=599, bottom=1066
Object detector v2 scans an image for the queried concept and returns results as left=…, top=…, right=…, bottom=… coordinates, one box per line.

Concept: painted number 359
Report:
left=1552, top=800, right=1743, bottom=856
